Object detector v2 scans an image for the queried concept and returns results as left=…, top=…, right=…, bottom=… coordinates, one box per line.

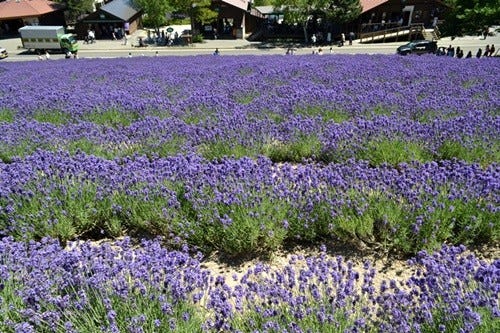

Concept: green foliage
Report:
left=358, top=138, right=433, bottom=166
left=0, top=139, right=39, bottom=163
left=0, top=108, right=14, bottom=123
left=263, top=134, right=322, bottom=163
left=442, top=0, right=500, bottom=36
left=169, top=0, right=218, bottom=26
left=437, top=140, right=500, bottom=166
left=33, top=109, right=72, bottom=125
left=192, top=33, right=204, bottom=43
left=273, top=0, right=362, bottom=24
left=133, top=0, right=171, bottom=28
left=53, top=0, right=95, bottom=23
left=167, top=184, right=289, bottom=257
left=294, top=105, right=351, bottom=123
left=198, top=140, right=257, bottom=160
left=83, top=108, right=139, bottom=128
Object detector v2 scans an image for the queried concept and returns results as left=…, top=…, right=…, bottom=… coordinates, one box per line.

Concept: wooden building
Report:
left=75, top=0, right=142, bottom=39
left=359, top=0, right=449, bottom=31
left=0, top=0, right=66, bottom=36
left=203, top=0, right=264, bottom=39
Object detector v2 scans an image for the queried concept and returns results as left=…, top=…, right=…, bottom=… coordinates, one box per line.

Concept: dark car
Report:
left=397, top=40, right=437, bottom=55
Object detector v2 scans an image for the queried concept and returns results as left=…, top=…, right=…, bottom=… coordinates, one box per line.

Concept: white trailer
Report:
left=18, top=26, right=79, bottom=53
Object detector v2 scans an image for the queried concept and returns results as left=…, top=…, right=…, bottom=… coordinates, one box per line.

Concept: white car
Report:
left=0, top=47, right=7, bottom=59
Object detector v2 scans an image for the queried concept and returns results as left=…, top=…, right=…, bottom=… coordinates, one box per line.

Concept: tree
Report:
left=272, top=0, right=361, bottom=42
left=169, top=0, right=218, bottom=33
left=442, top=0, right=500, bottom=36
left=133, top=0, right=172, bottom=29
left=53, top=0, right=95, bottom=23
left=326, top=0, right=361, bottom=24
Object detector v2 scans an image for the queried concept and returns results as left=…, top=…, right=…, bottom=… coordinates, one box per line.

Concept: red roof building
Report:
left=0, top=0, right=66, bottom=34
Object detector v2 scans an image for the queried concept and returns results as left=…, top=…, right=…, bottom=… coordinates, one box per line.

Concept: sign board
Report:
left=166, top=27, right=174, bottom=33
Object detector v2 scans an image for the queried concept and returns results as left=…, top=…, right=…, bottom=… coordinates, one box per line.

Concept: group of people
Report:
left=438, top=44, right=496, bottom=59
left=310, top=31, right=355, bottom=47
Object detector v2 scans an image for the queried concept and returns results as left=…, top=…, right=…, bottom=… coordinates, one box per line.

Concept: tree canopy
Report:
left=133, top=0, right=172, bottom=28
left=442, top=0, right=500, bottom=35
left=54, top=0, right=95, bottom=23
left=133, top=0, right=217, bottom=30
left=272, top=0, right=361, bottom=25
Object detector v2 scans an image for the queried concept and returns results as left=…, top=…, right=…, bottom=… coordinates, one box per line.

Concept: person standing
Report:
left=123, top=33, right=128, bottom=45
left=349, top=31, right=355, bottom=45
left=485, top=45, right=490, bottom=56
left=311, top=34, right=317, bottom=46
left=476, top=48, right=482, bottom=58
left=489, top=44, right=495, bottom=56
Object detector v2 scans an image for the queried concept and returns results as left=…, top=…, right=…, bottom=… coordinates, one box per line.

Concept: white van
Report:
left=0, top=47, right=7, bottom=59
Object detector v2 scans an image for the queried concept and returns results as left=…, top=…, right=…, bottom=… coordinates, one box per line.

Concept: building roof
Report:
left=255, top=5, right=278, bottom=15
left=0, top=0, right=65, bottom=20
left=100, top=0, right=141, bottom=21
left=360, top=0, right=389, bottom=13
left=221, top=0, right=249, bottom=11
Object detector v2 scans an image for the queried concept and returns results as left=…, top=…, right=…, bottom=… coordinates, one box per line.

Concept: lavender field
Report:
left=0, top=54, right=499, bottom=332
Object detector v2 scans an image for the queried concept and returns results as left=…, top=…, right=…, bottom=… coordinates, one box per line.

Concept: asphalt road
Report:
left=1, top=32, right=499, bottom=61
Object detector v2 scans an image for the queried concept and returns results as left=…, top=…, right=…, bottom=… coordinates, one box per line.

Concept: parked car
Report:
left=397, top=40, right=437, bottom=55
left=0, top=46, right=7, bottom=59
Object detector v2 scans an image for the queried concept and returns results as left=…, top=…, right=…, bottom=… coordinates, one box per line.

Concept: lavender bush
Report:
left=0, top=238, right=498, bottom=332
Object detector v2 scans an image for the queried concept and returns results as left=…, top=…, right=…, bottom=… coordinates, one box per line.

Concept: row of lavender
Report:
left=1, top=238, right=498, bottom=332
left=1, top=150, right=498, bottom=255
left=0, top=56, right=499, bottom=166
left=0, top=109, right=498, bottom=166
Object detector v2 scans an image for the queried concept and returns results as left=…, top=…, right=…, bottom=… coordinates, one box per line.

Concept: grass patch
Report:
left=198, top=141, right=257, bottom=160
left=263, top=134, right=322, bottom=163
left=33, top=109, right=72, bottom=125
left=358, top=138, right=433, bottom=166
left=83, top=108, right=140, bottom=128
left=437, top=140, right=500, bottom=166
left=0, top=108, right=15, bottom=123
left=294, top=105, right=351, bottom=123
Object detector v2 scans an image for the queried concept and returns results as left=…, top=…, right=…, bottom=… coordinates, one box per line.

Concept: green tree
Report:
left=54, top=0, right=95, bottom=23
left=326, top=0, right=362, bottom=24
left=272, top=0, right=361, bottom=42
left=442, top=0, right=500, bottom=36
left=169, top=0, right=218, bottom=32
left=133, top=0, right=172, bottom=28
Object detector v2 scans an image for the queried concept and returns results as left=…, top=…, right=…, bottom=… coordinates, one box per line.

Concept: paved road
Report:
left=1, top=31, right=499, bottom=61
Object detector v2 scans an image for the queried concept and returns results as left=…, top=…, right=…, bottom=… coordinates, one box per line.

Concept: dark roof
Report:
left=100, top=0, right=141, bottom=21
